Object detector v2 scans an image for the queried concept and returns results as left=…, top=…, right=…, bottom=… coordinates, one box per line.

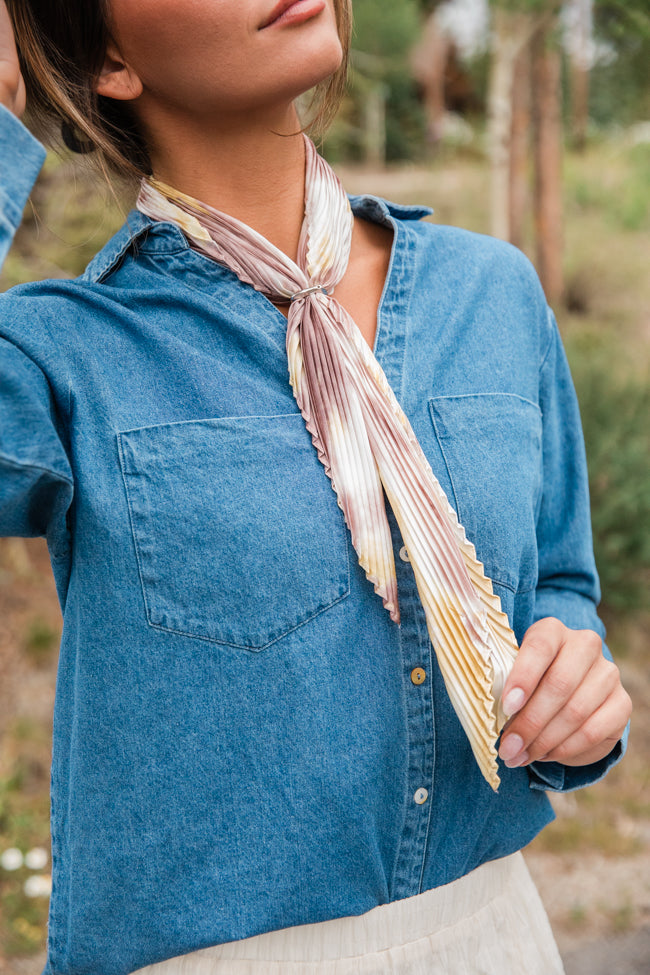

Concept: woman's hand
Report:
left=0, top=1, right=25, bottom=117
left=498, top=617, right=632, bottom=769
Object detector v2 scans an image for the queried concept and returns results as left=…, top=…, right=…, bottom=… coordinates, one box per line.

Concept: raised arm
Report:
left=0, top=2, right=72, bottom=553
left=0, top=1, right=47, bottom=268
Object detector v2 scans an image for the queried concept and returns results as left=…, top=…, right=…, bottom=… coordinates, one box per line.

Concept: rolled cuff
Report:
left=527, top=721, right=630, bottom=793
left=0, top=104, right=46, bottom=232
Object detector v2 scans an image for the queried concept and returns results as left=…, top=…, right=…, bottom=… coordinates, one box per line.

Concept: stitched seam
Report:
left=429, top=392, right=541, bottom=413
left=116, top=427, right=352, bottom=651
left=118, top=412, right=303, bottom=438
left=538, top=318, right=556, bottom=375
left=0, top=452, right=73, bottom=486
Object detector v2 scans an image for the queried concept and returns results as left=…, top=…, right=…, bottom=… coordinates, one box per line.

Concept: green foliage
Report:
left=353, top=0, right=422, bottom=58
left=326, top=0, right=427, bottom=162
left=488, top=0, right=561, bottom=11
left=567, top=143, right=650, bottom=233
left=0, top=732, right=51, bottom=955
left=23, top=617, right=59, bottom=666
left=588, top=0, right=650, bottom=125
left=565, top=341, right=650, bottom=615
left=595, top=0, right=650, bottom=41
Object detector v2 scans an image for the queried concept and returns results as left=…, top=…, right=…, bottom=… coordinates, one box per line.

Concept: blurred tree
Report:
left=486, top=2, right=565, bottom=303
left=563, top=0, right=593, bottom=150
left=411, top=2, right=486, bottom=148
left=509, top=40, right=531, bottom=248
left=346, top=0, right=424, bottom=163
left=590, top=0, right=650, bottom=125
left=486, top=7, right=541, bottom=241
left=531, top=11, right=564, bottom=305
left=411, top=11, right=454, bottom=146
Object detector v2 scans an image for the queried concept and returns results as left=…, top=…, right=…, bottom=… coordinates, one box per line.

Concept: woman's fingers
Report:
left=501, top=617, right=599, bottom=721
left=537, top=684, right=632, bottom=766
left=498, top=617, right=631, bottom=769
left=520, top=655, right=619, bottom=760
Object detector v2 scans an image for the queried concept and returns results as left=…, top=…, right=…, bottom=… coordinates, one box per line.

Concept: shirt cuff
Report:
left=0, top=103, right=47, bottom=231
left=527, top=720, right=630, bottom=793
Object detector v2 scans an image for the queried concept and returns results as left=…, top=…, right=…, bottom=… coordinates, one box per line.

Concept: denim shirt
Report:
left=0, top=106, right=626, bottom=975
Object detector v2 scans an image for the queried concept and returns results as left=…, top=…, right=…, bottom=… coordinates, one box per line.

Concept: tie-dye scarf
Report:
left=137, top=136, right=519, bottom=790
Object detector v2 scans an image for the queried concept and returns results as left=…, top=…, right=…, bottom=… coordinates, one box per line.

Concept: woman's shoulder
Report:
left=356, top=194, right=555, bottom=366
left=0, top=211, right=184, bottom=349
left=349, top=192, right=546, bottom=299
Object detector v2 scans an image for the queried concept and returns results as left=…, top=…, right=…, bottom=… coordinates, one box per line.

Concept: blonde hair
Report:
left=7, top=0, right=352, bottom=180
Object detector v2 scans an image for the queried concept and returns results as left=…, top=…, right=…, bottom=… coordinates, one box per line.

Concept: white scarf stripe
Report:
left=137, top=136, right=519, bottom=789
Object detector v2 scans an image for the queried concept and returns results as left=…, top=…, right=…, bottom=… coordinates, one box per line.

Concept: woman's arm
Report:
left=0, top=2, right=72, bottom=546
left=0, top=1, right=46, bottom=268
left=498, top=312, right=632, bottom=779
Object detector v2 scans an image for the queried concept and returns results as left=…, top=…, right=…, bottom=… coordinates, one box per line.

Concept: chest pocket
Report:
left=117, top=414, right=350, bottom=650
left=428, top=393, right=542, bottom=595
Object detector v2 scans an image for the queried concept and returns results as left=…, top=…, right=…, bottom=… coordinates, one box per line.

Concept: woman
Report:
left=0, top=2, right=632, bottom=973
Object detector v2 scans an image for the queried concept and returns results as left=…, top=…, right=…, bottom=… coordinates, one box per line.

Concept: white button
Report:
left=414, top=787, right=428, bottom=805
left=399, top=546, right=410, bottom=562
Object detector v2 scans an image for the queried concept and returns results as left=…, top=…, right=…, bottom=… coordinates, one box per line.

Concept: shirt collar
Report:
left=81, top=194, right=433, bottom=285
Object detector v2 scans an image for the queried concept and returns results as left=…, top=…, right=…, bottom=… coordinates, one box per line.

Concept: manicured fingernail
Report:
left=505, top=751, right=530, bottom=769
left=502, top=687, right=525, bottom=717
left=499, top=733, right=524, bottom=762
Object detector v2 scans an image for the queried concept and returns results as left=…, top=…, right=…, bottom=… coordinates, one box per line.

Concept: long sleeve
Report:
left=0, top=103, right=46, bottom=267
left=0, top=334, right=73, bottom=549
left=0, top=105, right=72, bottom=553
left=527, top=309, right=629, bottom=792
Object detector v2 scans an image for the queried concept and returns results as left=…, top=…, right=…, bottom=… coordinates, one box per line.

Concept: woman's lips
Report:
left=260, top=0, right=327, bottom=30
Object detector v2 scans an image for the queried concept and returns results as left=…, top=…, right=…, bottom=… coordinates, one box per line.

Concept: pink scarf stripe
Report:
left=292, top=301, right=399, bottom=618
left=137, top=136, right=519, bottom=789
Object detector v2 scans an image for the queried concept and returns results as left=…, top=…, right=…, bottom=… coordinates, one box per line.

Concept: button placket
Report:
left=388, top=517, right=436, bottom=901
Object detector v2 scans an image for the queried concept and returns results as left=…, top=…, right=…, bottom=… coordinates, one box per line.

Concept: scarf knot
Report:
left=136, top=135, right=520, bottom=791
left=291, top=285, right=328, bottom=302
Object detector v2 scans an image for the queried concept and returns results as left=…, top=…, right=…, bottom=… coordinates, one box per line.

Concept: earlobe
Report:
left=95, top=43, right=143, bottom=101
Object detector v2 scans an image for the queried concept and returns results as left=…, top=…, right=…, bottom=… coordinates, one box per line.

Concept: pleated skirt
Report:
left=133, top=852, right=565, bottom=975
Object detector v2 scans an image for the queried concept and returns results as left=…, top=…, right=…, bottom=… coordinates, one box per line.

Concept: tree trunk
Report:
left=509, top=43, right=531, bottom=251
left=531, top=18, right=564, bottom=306
left=362, top=84, right=387, bottom=168
left=410, top=14, right=452, bottom=148
left=567, top=0, right=592, bottom=151
left=488, top=9, right=538, bottom=240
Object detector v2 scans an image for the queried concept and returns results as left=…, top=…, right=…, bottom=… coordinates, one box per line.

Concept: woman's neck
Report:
left=145, top=105, right=307, bottom=262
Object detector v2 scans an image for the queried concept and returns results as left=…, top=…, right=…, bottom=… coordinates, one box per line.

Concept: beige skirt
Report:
left=134, top=852, right=564, bottom=975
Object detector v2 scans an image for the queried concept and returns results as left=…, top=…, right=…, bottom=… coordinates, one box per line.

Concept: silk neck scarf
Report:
left=137, top=136, right=519, bottom=790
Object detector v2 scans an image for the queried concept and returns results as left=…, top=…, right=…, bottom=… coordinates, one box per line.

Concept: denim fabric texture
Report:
left=0, top=105, right=627, bottom=975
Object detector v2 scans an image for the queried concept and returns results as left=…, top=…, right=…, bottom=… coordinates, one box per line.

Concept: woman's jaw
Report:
left=97, top=0, right=343, bottom=125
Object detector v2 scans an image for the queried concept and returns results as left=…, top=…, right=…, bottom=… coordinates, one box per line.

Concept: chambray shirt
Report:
left=0, top=106, right=626, bottom=975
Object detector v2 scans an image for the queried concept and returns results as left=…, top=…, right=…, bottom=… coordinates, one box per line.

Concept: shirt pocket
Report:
left=117, top=413, right=350, bottom=650
left=428, top=393, right=542, bottom=596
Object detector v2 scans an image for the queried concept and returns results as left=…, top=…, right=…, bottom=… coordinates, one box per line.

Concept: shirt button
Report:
left=399, top=545, right=410, bottom=562
left=414, top=788, right=428, bottom=805
left=410, top=667, right=426, bottom=685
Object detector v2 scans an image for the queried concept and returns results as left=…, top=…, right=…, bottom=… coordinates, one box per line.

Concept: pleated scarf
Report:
left=137, top=136, right=519, bottom=789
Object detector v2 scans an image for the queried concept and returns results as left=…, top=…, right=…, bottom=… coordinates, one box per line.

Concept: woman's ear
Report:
left=95, top=41, right=143, bottom=101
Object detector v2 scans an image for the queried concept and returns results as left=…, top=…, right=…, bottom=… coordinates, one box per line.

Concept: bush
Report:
left=568, top=347, right=650, bottom=615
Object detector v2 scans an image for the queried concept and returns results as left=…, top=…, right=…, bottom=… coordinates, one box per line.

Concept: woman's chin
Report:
left=286, top=45, right=344, bottom=98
